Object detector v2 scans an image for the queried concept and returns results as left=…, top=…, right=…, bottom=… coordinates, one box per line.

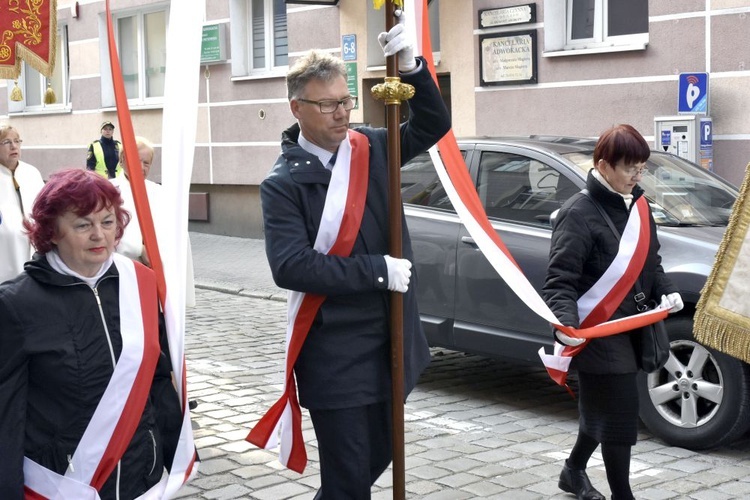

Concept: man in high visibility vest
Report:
left=86, top=121, right=123, bottom=178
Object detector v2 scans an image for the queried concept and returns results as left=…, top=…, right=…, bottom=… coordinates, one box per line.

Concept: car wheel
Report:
left=637, top=316, right=750, bottom=449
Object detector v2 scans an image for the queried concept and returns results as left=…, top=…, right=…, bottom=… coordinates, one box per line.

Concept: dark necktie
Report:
left=327, top=152, right=338, bottom=170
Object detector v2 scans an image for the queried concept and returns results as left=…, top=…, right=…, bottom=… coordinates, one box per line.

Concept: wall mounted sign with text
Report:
left=342, top=34, right=357, bottom=61
left=345, top=62, right=359, bottom=109
left=200, top=24, right=227, bottom=64
left=479, top=4, right=536, bottom=29
left=479, top=30, right=537, bottom=86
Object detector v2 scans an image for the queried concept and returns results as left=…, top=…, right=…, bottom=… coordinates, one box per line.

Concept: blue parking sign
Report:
left=700, top=118, right=712, bottom=146
left=678, top=73, right=708, bottom=114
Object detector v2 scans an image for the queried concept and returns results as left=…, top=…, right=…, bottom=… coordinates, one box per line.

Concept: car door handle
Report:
left=461, top=236, right=478, bottom=247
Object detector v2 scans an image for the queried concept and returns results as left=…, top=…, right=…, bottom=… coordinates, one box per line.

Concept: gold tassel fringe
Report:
left=694, top=312, right=750, bottom=364
left=10, top=81, right=23, bottom=102
left=44, top=84, right=56, bottom=104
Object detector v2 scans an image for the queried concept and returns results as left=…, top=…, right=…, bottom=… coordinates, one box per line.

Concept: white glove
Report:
left=660, top=293, right=684, bottom=313
left=555, top=330, right=586, bottom=347
left=377, top=11, right=416, bottom=72
left=384, top=255, right=412, bottom=293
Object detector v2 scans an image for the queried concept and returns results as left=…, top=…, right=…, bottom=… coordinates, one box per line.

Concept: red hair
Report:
left=24, top=169, right=130, bottom=254
left=594, top=124, right=650, bottom=167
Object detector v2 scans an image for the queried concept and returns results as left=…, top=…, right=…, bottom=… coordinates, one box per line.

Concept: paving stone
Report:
left=250, top=482, right=313, bottom=500
left=203, top=483, right=252, bottom=500
left=168, top=250, right=750, bottom=499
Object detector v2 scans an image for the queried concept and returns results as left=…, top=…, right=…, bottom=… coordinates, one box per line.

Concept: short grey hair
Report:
left=286, top=50, right=347, bottom=101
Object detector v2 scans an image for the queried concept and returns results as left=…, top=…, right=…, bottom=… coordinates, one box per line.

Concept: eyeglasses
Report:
left=621, top=166, right=648, bottom=177
left=297, top=96, right=358, bottom=114
left=0, top=139, right=23, bottom=147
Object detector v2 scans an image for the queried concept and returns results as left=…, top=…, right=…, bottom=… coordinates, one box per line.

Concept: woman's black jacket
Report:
left=542, top=172, right=677, bottom=374
left=0, top=255, right=182, bottom=499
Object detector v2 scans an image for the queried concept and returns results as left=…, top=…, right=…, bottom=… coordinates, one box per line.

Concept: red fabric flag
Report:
left=0, top=0, right=57, bottom=79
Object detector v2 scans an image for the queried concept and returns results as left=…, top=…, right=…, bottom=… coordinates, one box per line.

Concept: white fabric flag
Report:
left=154, top=0, right=203, bottom=495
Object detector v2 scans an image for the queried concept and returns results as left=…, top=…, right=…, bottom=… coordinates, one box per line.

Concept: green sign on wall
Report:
left=345, top=62, right=359, bottom=109
left=201, top=24, right=227, bottom=64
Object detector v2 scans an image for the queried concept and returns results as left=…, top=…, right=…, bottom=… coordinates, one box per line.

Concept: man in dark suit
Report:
left=258, top=15, right=451, bottom=499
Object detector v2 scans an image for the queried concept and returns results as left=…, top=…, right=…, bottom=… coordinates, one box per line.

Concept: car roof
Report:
left=456, top=135, right=599, bottom=155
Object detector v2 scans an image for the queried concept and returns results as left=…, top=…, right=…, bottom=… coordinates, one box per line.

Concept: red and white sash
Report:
left=538, top=196, right=668, bottom=387
left=246, top=130, right=370, bottom=472
left=23, top=254, right=161, bottom=500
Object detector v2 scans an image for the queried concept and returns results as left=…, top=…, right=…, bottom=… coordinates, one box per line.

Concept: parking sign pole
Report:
left=371, top=2, right=415, bottom=499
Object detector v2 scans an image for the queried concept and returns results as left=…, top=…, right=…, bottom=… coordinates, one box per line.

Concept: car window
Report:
left=401, top=151, right=464, bottom=211
left=478, top=151, right=577, bottom=225
left=562, top=150, right=738, bottom=226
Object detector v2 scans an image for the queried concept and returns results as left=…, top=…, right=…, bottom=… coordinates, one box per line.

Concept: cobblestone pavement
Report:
left=180, top=233, right=750, bottom=499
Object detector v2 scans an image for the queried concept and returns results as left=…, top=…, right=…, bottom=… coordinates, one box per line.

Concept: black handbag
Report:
left=581, top=190, right=670, bottom=372
left=638, top=311, right=670, bottom=372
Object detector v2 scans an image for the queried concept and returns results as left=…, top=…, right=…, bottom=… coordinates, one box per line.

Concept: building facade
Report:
left=2, top=0, right=748, bottom=237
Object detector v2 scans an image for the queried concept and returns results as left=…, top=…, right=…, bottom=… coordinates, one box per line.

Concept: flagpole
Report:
left=371, top=2, right=414, bottom=498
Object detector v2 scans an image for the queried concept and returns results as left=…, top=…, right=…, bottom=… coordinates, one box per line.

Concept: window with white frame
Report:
left=113, top=7, right=168, bottom=103
left=544, top=0, right=648, bottom=55
left=229, top=0, right=288, bottom=77
left=8, top=26, right=70, bottom=113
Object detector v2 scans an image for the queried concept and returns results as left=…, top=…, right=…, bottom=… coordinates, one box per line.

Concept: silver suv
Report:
left=402, top=136, right=745, bottom=450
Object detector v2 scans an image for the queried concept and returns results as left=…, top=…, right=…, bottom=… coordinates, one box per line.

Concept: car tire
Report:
left=637, top=316, right=750, bottom=449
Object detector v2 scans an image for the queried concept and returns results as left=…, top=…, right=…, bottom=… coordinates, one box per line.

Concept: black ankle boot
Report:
left=558, top=462, right=605, bottom=500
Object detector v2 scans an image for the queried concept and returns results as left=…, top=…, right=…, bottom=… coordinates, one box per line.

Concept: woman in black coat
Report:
left=543, top=125, right=684, bottom=500
left=0, top=169, right=182, bottom=499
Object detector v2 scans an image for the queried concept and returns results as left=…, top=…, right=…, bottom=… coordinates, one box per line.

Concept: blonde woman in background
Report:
left=0, top=125, right=45, bottom=283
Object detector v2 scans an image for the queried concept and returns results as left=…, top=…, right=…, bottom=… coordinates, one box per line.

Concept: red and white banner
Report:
left=0, top=0, right=57, bottom=80
left=103, top=0, right=200, bottom=495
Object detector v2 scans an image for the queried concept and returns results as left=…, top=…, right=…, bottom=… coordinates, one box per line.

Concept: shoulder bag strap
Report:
left=581, top=189, right=620, bottom=241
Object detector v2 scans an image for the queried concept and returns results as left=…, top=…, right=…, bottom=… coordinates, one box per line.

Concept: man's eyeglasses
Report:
left=0, top=139, right=23, bottom=147
left=297, top=96, right=358, bottom=114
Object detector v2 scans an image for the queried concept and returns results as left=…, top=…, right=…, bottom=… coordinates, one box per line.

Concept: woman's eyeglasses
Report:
left=621, top=165, right=648, bottom=177
left=0, top=139, right=23, bottom=147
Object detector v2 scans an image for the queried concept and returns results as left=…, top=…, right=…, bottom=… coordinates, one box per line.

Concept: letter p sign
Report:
left=700, top=119, right=713, bottom=146
left=679, top=73, right=709, bottom=114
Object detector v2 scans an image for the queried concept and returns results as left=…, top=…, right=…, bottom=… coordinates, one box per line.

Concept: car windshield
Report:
left=562, top=151, right=738, bottom=226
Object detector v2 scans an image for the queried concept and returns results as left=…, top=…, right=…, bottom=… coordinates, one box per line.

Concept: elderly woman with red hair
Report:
left=0, top=169, right=182, bottom=499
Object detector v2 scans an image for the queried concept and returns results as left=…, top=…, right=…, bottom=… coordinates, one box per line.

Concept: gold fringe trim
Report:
left=694, top=161, right=750, bottom=360
left=694, top=313, right=750, bottom=364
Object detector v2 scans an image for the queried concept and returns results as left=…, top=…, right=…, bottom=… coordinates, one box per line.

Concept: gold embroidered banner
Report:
left=0, top=0, right=57, bottom=79
left=694, top=163, right=750, bottom=363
